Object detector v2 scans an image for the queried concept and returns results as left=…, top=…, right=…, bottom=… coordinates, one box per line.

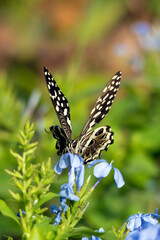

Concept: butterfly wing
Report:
left=77, top=126, right=114, bottom=163
left=44, top=67, right=72, bottom=141
left=80, top=71, right=121, bottom=136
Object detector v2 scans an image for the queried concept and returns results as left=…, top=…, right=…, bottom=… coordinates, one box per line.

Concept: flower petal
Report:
left=125, top=229, right=140, bottom=240
left=88, top=159, right=107, bottom=168
left=138, top=223, right=160, bottom=240
left=69, top=154, right=83, bottom=168
left=68, top=167, right=75, bottom=187
left=76, top=165, right=85, bottom=191
left=51, top=205, right=59, bottom=214
left=53, top=212, right=62, bottom=225
left=93, top=162, right=112, bottom=178
left=59, top=197, right=68, bottom=213
left=127, top=217, right=137, bottom=231
left=59, top=154, right=68, bottom=168
left=54, top=153, right=69, bottom=174
left=59, top=183, right=79, bottom=201
left=134, top=216, right=142, bottom=229
left=142, top=214, right=158, bottom=225
left=113, top=168, right=125, bottom=188
left=54, top=162, right=63, bottom=175
left=96, top=228, right=104, bottom=233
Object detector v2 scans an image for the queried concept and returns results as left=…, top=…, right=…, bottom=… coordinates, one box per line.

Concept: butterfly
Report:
left=44, top=67, right=121, bottom=164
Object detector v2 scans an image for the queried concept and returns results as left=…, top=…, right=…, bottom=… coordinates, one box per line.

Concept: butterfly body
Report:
left=44, top=67, right=121, bottom=163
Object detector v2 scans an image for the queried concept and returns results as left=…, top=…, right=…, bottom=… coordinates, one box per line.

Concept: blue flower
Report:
left=132, top=21, right=151, bottom=36
left=17, top=210, right=26, bottom=218
left=59, top=197, right=68, bottom=212
left=54, top=153, right=83, bottom=174
left=51, top=205, right=59, bottom=215
left=138, top=224, right=160, bottom=240
left=82, top=228, right=104, bottom=240
left=59, top=183, right=79, bottom=201
left=125, top=223, right=160, bottom=240
left=53, top=212, right=62, bottom=226
left=51, top=197, right=68, bottom=225
left=54, top=153, right=84, bottom=191
left=88, top=160, right=125, bottom=188
left=50, top=183, right=79, bottom=225
left=126, top=212, right=160, bottom=231
left=131, top=21, right=160, bottom=52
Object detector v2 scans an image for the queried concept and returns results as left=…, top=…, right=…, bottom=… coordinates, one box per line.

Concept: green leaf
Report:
left=19, top=129, right=26, bottom=140
left=17, top=134, right=25, bottom=145
left=28, top=142, right=38, bottom=149
left=69, top=226, right=101, bottom=238
left=5, top=169, right=23, bottom=179
left=8, top=190, right=21, bottom=201
left=2, top=235, right=13, bottom=240
left=13, top=178, right=23, bottom=191
left=0, top=199, right=20, bottom=225
left=33, top=192, right=59, bottom=210
left=10, top=150, right=23, bottom=161
left=25, top=147, right=37, bottom=156
left=29, top=226, right=44, bottom=240
left=30, top=223, right=56, bottom=240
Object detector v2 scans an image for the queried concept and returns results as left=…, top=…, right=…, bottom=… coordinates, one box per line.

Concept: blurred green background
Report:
left=0, top=0, right=160, bottom=238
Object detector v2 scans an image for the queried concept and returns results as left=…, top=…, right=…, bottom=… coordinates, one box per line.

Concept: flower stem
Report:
left=93, top=177, right=103, bottom=189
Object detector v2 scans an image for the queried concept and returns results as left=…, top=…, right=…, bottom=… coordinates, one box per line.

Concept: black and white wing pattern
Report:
left=77, top=126, right=114, bottom=163
left=80, top=71, right=121, bottom=136
left=44, top=67, right=72, bottom=141
left=44, top=67, right=122, bottom=163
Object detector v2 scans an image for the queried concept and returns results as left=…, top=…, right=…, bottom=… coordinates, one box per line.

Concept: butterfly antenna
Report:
left=44, top=128, right=51, bottom=134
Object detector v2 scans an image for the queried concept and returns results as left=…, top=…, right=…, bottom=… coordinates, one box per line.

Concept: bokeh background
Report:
left=0, top=0, right=160, bottom=238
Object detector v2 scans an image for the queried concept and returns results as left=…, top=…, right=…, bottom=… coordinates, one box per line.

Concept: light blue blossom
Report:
left=51, top=205, right=62, bottom=225
left=59, top=197, right=68, bottom=212
left=138, top=223, right=160, bottom=240
left=88, top=159, right=125, bottom=188
left=132, top=21, right=160, bottom=51
left=53, top=212, right=62, bottom=226
left=51, top=196, right=69, bottom=225
left=54, top=153, right=84, bottom=191
left=126, top=212, right=160, bottom=231
left=125, top=223, right=160, bottom=240
left=132, top=21, right=151, bottom=36
left=51, top=183, right=79, bottom=225
left=59, top=183, right=79, bottom=201
left=54, top=153, right=69, bottom=174
left=54, top=153, right=83, bottom=174
left=82, top=228, right=104, bottom=240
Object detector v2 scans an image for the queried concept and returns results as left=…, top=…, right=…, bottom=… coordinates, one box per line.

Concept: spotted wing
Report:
left=80, top=71, right=121, bottom=136
left=44, top=67, right=72, bottom=141
left=78, top=126, right=114, bottom=163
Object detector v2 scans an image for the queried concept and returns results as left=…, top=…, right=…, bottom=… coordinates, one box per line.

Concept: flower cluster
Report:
left=51, top=152, right=125, bottom=226
left=125, top=209, right=160, bottom=240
